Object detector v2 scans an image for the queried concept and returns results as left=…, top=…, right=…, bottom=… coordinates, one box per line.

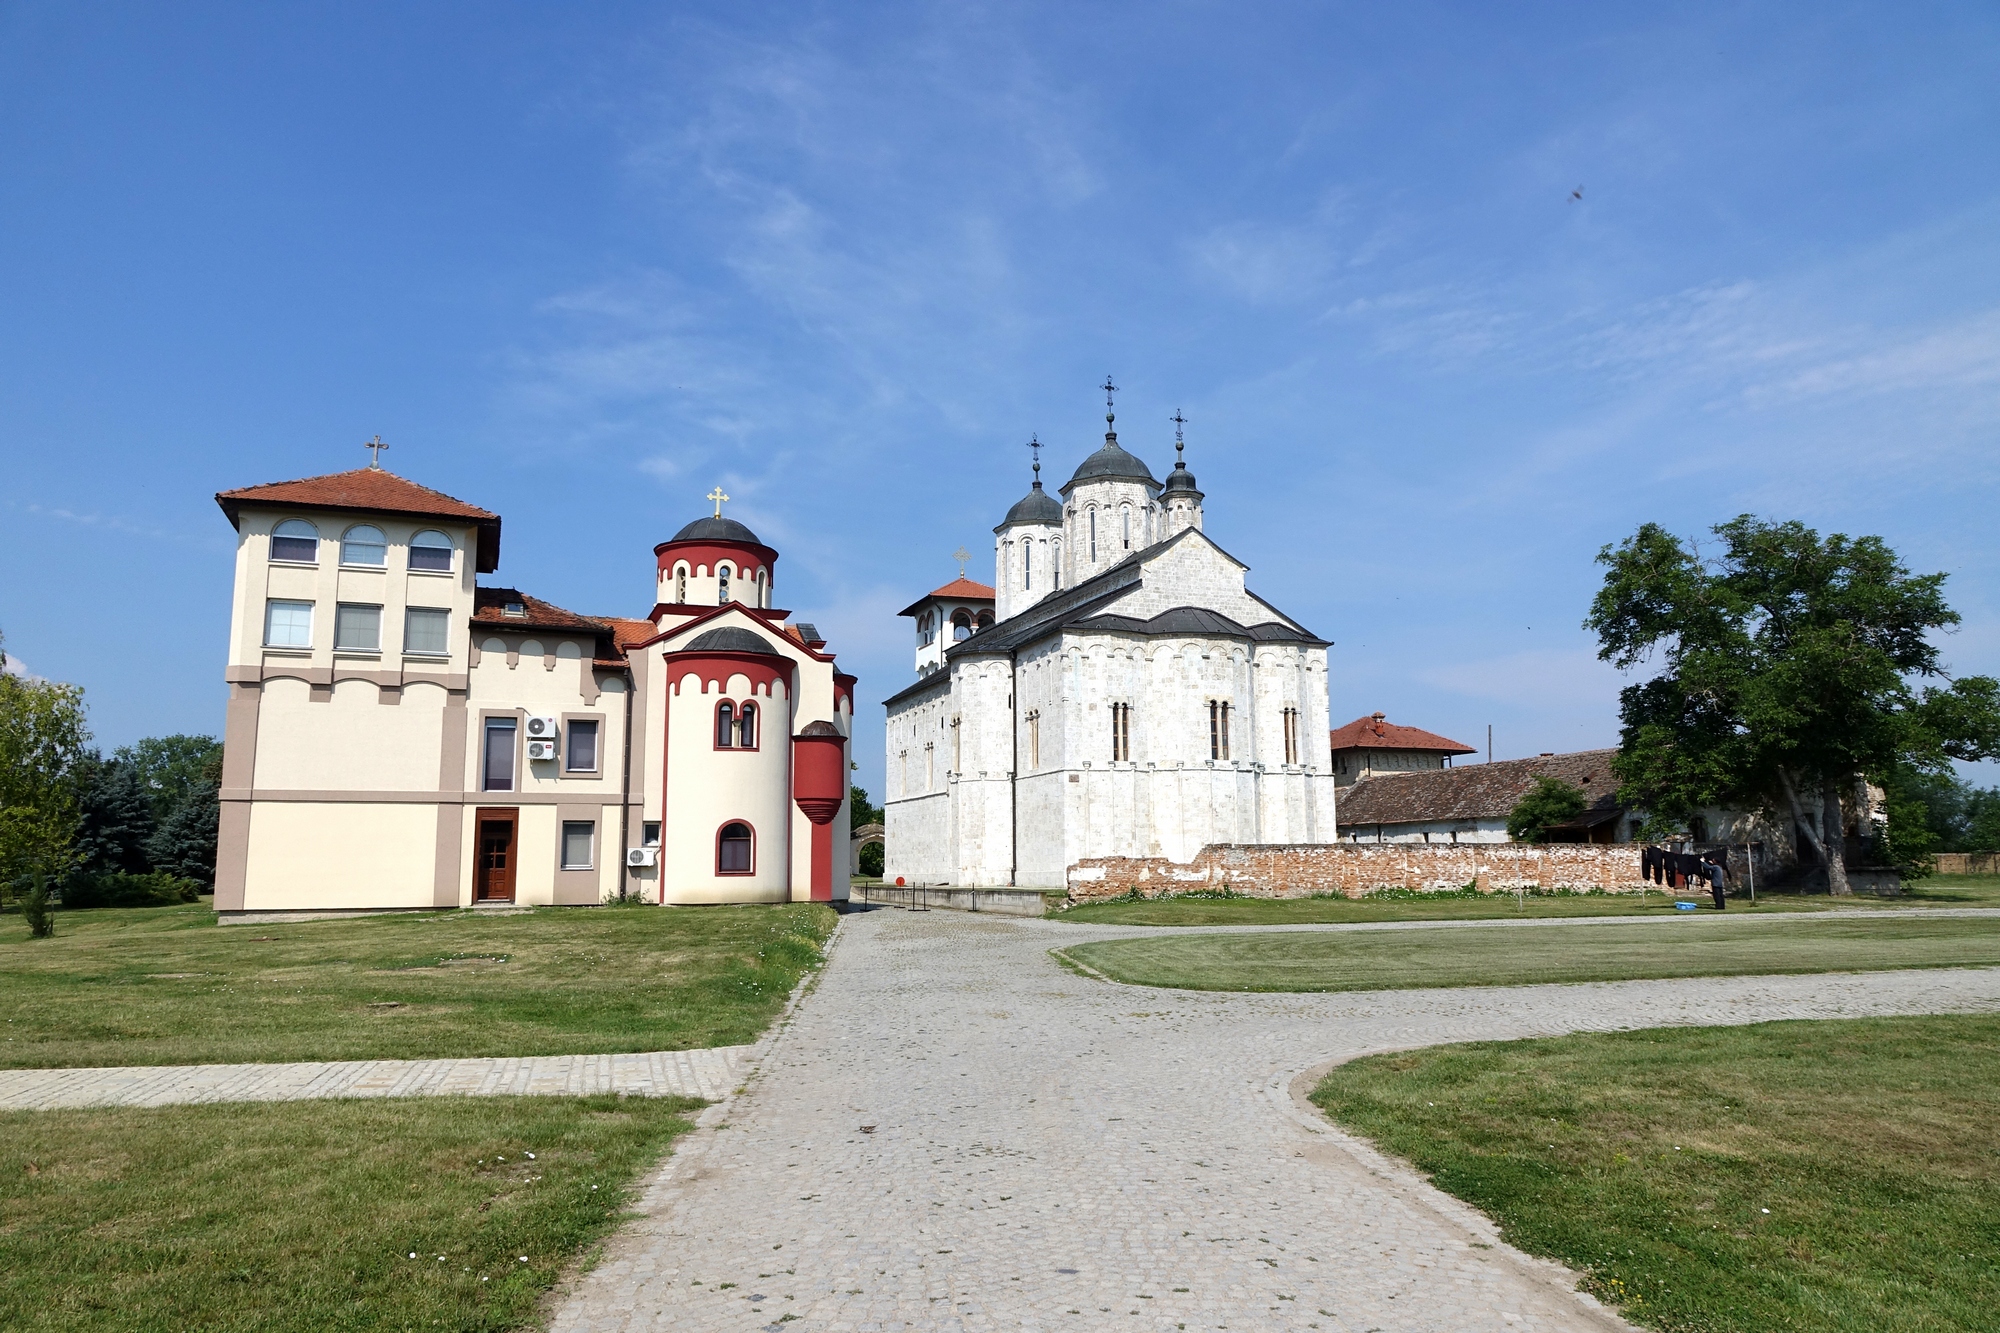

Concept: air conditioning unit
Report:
left=524, top=714, right=560, bottom=740
left=526, top=739, right=558, bottom=761
left=625, top=846, right=658, bottom=868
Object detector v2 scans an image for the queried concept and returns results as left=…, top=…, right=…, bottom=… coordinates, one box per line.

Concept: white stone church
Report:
left=883, top=403, right=1337, bottom=887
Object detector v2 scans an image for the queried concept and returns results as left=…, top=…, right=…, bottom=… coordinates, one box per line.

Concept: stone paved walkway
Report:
left=552, top=906, right=2000, bottom=1333
left=0, top=1045, right=751, bottom=1111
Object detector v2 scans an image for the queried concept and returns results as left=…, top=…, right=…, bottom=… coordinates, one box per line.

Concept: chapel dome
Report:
left=670, top=515, right=764, bottom=544
left=1061, top=438, right=1160, bottom=492
left=681, top=626, right=780, bottom=655
left=997, top=481, right=1063, bottom=530
left=1161, top=460, right=1201, bottom=496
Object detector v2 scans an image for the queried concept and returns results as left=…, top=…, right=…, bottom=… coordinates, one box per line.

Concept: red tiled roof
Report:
left=898, top=576, right=997, bottom=617
left=600, top=617, right=658, bottom=653
left=1336, top=749, right=1622, bottom=828
left=471, top=588, right=604, bottom=633
left=1330, top=713, right=1477, bottom=755
left=215, top=467, right=502, bottom=572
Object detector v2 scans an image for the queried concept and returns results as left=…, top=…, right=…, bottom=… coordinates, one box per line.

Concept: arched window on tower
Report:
left=675, top=564, right=688, bottom=602
left=716, top=821, right=753, bottom=874
left=716, top=701, right=735, bottom=748
left=1088, top=509, right=1097, bottom=562
left=1023, top=541, right=1032, bottom=590
left=1121, top=505, right=1131, bottom=551
left=1051, top=540, right=1062, bottom=589
left=717, top=564, right=731, bottom=604
left=952, top=610, right=973, bottom=641
left=976, top=610, right=993, bottom=630
left=737, top=701, right=758, bottom=749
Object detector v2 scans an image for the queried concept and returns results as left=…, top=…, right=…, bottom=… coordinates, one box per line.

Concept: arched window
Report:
left=409, top=529, right=453, bottom=572
left=751, top=568, right=763, bottom=607
left=952, top=610, right=973, bottom=641
left=1088, top=509, right=1097, bottom=562
left=1121, top=506, right=1131, bottom=550
left=341, top=525, right=387, bottom=567
left=716, top=701, right=736, bottom=748
left=1051, top=540, right=1062, bottom=590
left=1023, top=541, right=1032, bottom=590
left=737, top=701, right=757, bottom=748
left=270, top=519, right=318, bottom=563
left=976, top=610, right=993, bottom=630
left=717, top=564, right=731, bottom=604
left=717, top=821, right=753, bottom=874
left=675, top=564, right=688, bottom=603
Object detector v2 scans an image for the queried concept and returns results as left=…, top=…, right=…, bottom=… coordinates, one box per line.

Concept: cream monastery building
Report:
left=883, top=410, right=1338, bottom=888
left=213, top=463, right=854, bottom=919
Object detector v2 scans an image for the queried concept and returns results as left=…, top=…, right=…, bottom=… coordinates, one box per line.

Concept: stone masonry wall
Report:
left=1067, top=841, right=1647, bottom=900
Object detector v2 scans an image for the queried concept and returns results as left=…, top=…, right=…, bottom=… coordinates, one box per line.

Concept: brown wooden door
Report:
left=474, top=809, right=517, bottom=902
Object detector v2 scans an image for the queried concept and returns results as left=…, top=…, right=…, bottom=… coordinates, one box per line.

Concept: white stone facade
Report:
left=885, top=430, right=1337, bottom=888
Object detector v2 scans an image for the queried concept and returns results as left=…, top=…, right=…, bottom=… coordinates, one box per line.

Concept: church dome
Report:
left=680, top=626, right=780, bottom=655
left=1061, top=437, right=1159, bottom=493
left=671, top=515, right=764, bottom=544
left=1161, top=460, right=1201, bottom=496
left=997, top=481, right=1063, bottom=531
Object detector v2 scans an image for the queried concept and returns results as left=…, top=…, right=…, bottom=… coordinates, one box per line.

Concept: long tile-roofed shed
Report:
left=471, top=588, right=628, bottom=670
left=1336, top=748, right=1624, bottom=833
left=216, top=467, right=503, bottom=572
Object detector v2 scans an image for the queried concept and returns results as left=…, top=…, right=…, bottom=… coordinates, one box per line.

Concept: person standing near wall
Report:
left=1703, top=855, right=1728, bottom=910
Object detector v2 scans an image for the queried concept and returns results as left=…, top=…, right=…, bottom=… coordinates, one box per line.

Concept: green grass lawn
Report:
left=1312, top=1014, right=2000, bottom=1332
left=1056, top=914, right=2000, bottom=992
left=0, top=900, right=836, bottom=1068
left=1052, top=874, right=2000, bottom=927
left=0, top=1093, right=699, bottom=1332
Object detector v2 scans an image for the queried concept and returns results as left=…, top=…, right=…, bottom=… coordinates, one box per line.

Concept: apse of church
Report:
left=884, top=389, right=1337, bottom=888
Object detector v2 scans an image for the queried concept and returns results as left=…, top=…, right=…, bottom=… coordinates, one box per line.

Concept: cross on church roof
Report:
left=706, top=486, right=730, bottom=518
left=1025, top=432, right=1042, bottom=483
left=364, top=435, right=389, bottom=469
left=953, top=546, right=970, bottom=577
left=1101, top=375, right=1118, bottom=428
left=1171, top=409, right=1187, bottom=461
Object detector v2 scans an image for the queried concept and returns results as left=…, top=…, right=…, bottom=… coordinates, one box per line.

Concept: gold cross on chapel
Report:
left=707, top=486, right=730, bottom=518
left=364, top=435, right=389, bottom=469
left=953, top=546, right=970, bottom=577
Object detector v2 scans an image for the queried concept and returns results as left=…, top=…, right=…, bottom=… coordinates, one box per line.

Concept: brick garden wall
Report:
left=1067, top=841, right=1648, bottom=901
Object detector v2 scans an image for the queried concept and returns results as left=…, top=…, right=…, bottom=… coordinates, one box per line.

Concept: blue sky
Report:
left=4, top=2, right=1998, bottom=799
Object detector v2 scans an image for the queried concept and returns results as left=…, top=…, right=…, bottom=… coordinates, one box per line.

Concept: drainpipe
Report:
left=617, top=662, right=634, bottom=900
left=1009, top=647, right=1019, bottom=887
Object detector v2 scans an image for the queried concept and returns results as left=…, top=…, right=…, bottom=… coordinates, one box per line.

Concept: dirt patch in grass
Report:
left=1312, top=1014, right=2000, bottom=1332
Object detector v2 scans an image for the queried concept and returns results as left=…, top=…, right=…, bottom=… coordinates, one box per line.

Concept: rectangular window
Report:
left=334, top=603, right=382, bottom=651
left=561, top=820, right=595, bottom=870
left=1111, top=703, right=1131, bottom=762
left=1209, top=701, right=1232, bottom=761
left=263, top=599, right=313, bottom=649
left=566, top=719, right=600, bottom=772
left=408, top=543, right=453, bottom=572
left=404, top=607, right=449, bottom=656
left=951, top=717, right=961, bottom=773
left=483, top=718, right=517, bottom=792
left=1026, top=710, right=1040, bottom=770
left=642, top=820, right=661, bottom=847
left=925, top=742, right=935, bottom=791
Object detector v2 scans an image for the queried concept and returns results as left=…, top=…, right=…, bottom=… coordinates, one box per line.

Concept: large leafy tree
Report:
left=1586, top=516, right=2000, bottom=894
left=116, top=734, right=222, bottom=824
left=0, top=632, right=94, bottom=885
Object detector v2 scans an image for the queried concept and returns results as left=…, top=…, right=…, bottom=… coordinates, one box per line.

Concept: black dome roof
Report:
left=995, top=481, right=1063, bottom=532
left=1161, top=460, right=1201, bottom=495
left=681, top=627, right=780, bottom=655
left=1061, top=437, right=1159, bottom=493
left=671, top=515, right=764, bottom=544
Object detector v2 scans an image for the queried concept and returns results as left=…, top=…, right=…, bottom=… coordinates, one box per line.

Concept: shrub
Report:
left=1506, top=777, right=1588, bottom=843
left=22, top=872, right=55, bottom=938
left=60, top=870, right=202, bottom=909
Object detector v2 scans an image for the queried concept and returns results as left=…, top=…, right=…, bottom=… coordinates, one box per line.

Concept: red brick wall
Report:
left=1067, top=842, right=1648, bottom=901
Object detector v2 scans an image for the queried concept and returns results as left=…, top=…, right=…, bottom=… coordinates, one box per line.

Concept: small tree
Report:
left=1507, top=777, right=1587, bottom=843
left=850, top=784, right=882, bottom=831
left=0, top=631, right=93, bottom=889
left=1587, top=517, right=2000, bottom=894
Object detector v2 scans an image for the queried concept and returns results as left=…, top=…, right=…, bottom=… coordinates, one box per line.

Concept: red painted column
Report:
left=792, top=723, right=846, bottom=904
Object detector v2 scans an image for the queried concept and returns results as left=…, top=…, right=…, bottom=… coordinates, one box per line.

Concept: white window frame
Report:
left=334, top=602, right=383, bottom=652
left=263, top=599, right=314, bottom=649
left=339, top=524, right=388, bottom=568
left=408, top=529, right=455, bottom=573
left=269, top=520, right=319, bottom=565
left=404, top=607, right=450, bottom=657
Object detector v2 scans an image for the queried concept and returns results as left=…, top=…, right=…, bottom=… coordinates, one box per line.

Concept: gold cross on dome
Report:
left=364, top=435, right=389, bottom=469
left=953, top=546, right=970, bottom=577
left=707, top=486, right=730, bottom=518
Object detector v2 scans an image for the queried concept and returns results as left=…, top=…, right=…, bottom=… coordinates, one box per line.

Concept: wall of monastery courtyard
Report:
left=1067, top=840, right=1649, bottom=900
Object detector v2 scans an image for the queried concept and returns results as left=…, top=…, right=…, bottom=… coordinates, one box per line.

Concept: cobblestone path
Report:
left=552, top=907, right=2000, bottom=1333
left=0, top=1045, right=751, bottom=1110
